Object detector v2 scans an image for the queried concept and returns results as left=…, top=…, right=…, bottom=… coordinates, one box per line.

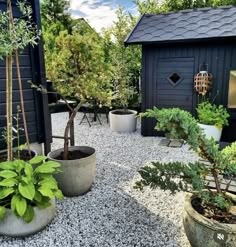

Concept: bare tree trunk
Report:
left=6, top=56, right=13, bottom=161
left=63, top=101, right=84, bottom=160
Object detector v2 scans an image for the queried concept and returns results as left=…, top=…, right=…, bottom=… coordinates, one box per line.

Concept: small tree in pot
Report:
left=137, top=107, right=236, bottom=247
left=44, top=29, right=112, bottom=196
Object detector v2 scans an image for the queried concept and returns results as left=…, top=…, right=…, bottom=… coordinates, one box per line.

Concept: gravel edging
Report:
left=0, top=112, right=199, bottom=247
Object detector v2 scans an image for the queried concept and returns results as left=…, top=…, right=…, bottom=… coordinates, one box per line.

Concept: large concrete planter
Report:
left=0, top=199, right=56, bottom=237
left=198, top=123, right=222, bottom=141
left=47, top=146, right=96, bottom=197
left=183, top=193, right=236, bottom=247
left=109, top=109, right=137, bottom=133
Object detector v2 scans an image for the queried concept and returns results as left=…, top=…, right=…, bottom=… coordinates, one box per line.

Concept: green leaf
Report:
left=0, top=161, right=14, bottom=170
left=15, top=195, right=27, bottom=217
left=34, top=165, right=55, bottom=174
left=39, top=176, right=58, bottom=190
left=0, top=206, right=6, bottom=220
left=11, top=194, right=18, bottom=211
left=19, top=182, right=35, bottom=200
left=29, top=156, right=47, bottom=165
left=35, top=197, right=51, bottom=209
left=23, top=205, right=34, bottom=223
left=0, top=170, right=17, bottom=178
left=13, top=160, right=26, bottom=173
left=43, top=161, right=61, bottom=168
left=0, top=188, right=14, bottom=199
left=0, top=178, right=18, bottom=187
left=34, top=191, right=42, bottom=202
left=54, top=189, right=64, bottom=200
left=38, top=187, right=54, bottom=197
left=24, top=163, right=33, bottom=178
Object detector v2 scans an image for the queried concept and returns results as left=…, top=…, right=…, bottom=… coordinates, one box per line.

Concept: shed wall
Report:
left=0, top=0, right=50, bottom=152
left=141, top=42, right=236, bottom=138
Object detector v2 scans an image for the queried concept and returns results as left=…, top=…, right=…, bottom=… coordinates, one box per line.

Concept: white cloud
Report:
left=70, top=0, right=118, bottom=32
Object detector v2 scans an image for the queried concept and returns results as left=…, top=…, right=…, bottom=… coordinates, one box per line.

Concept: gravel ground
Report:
left=0, top=112, right=199, bottom=247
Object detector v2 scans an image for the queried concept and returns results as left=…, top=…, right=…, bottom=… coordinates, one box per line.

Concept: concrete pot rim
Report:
left=47, top=146, right=96, bottom=162
left=184, top=192, right=236, bottom=232
left=109, top=109, right=137, bottom=116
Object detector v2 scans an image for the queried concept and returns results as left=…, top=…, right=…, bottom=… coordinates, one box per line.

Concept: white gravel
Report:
left=0, top=112, right=199, bottom=247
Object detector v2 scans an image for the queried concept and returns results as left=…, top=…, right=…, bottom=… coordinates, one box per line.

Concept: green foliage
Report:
left=0, top=157, right=63, bottom=223
left=196, top=101, right=229, bottom=128
left=137, top=107, right=236, bottom=212
left=102, top=7, right=141, bottom=110
left=0, top=1, right=40, bottom=59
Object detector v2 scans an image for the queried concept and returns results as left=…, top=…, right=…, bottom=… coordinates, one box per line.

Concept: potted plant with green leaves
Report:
left=42, top=29, right=112, bottom=197
left=0, top=0, right=40, bottom=161
left=137, top=107, right=236, bottom=247
left=196, top=101, right=230, bottom=141
left=0, top=156, right=63, bottom=236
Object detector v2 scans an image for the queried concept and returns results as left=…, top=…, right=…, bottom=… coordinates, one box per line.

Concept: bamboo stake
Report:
left=8, top=1, right=31, bottom=157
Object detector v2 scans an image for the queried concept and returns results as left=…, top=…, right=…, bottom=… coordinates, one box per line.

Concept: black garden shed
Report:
left=125, top=6, right=236, bottom=142
left=0, top=0, right=51, bottom=153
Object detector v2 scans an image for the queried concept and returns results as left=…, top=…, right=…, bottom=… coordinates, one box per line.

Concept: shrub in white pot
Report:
left=0, top=156, right=63, bottom=236
left=196, top=101, right=230, bottom=141
left=137, top=107, right=236, bottom=247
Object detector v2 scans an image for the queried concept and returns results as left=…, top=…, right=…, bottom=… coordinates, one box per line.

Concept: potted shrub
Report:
left=0, top=0, right=40, bottom=161
left=196, top=101, right=230, bottom=141
left=137, top=107, right=236, bottom=247
left=42, top=29, right=112, bottom=196
left=0, top=156, right=63, bottom=236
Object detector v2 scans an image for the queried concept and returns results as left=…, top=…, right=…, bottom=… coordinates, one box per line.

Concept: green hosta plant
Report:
left=196, top=101, right=230, bottom=129
left=0, top=156, right=63, bottom=223
left=137, top=107, right=236, bottom=223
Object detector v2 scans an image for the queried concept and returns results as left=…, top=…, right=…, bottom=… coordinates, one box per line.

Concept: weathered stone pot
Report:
left=109, top=109, right=137, bottom=133
left=183, top=193, right=236, bottom=247
left=0, top=199, right=56, bottom=237
left=198, top=123, right=222, bottom=141
left=47, top=146, right=96, bottom=197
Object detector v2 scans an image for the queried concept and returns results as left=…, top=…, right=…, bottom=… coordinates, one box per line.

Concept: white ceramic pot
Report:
left=48, top=146, right=96, bottom=197
left=198, top=123, right=222, bottom=141
left=0, top=199, right=56, bottom=237
left=109, top=109, right=137, bottom=133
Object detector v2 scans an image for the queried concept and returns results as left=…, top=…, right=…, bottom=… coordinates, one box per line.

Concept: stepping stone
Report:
left=159, top=138, right=171, bottom=146
left=168, top=139, right=184, bottom=148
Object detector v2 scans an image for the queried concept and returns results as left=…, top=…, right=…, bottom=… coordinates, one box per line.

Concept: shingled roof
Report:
left=125, top=6, right=236, bottom=45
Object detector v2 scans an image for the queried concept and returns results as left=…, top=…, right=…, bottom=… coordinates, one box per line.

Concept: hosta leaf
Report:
left=14, top=160, right=26, bottom=173
left=43, top=161, right=61, bottom=168
left=39, top=176, right=58, bottom=189
left=29, top=156, right=47, bottom=165
left=19, top=182, right=35, bottom=200
left=34, top=165, right=55, bottom=174
left=15, top=195, right=27, bottom=217
left=38, top=187, right=53, bottom=197
left=23, top=205, right=34, bottom=223
left=24, top=163, right=33, bottom=178
left=36, top=197, right=51, bottom=209
left=11, top=194, right=18, bottom=211
left=0, top=188, right=14, bottom=199
left=54, top=189, right=64, bottom=200
left=0, top=161, right=14, bottom=170
left=0, top=206, right=6, bottom=220
left=0, top=178, right=18, bottom=187
left=0, top=170, right=17, bottom=178
left=34, top=191, right=42, bottom=202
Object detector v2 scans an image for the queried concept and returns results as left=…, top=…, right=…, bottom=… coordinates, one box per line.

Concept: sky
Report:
left=70, top=0, right=137, bottom=32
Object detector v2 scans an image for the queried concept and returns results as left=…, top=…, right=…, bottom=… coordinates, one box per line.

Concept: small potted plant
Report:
left=196, top=101, right=230, bottom=141
left=0, top=156, right=63, bottom=236
left=41, top=29, right=112, bottom=197
left=137, top=107, right=236, bottom=247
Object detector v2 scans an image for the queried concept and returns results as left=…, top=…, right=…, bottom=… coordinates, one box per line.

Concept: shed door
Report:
left=156, top=58, right=194, bottom=112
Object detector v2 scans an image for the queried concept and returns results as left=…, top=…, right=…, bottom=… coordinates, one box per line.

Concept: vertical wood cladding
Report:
left=0, top=0, right=50, bottom=152
left=141, top=42, right=236, bottom=137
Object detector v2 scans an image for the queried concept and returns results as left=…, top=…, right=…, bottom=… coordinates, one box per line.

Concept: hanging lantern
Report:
left=194, top=64, right=213, bottom=96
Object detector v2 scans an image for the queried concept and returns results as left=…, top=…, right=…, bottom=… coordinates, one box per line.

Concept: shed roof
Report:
left=125, top=6, right=236, bottom=45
